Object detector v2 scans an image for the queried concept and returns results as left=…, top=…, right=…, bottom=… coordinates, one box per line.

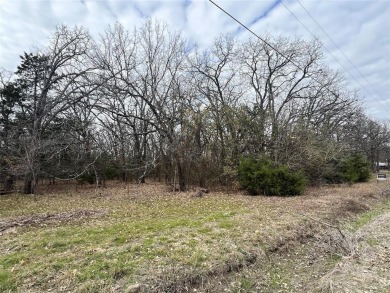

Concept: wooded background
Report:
left=1, top=20, right=389, bottom=194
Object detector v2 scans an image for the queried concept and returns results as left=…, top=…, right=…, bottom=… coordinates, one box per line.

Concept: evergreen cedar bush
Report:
left=237, top=157, right=307, bottom=196
left=323, top=153, right=371, bottom=184
left=78, top=163, right=119, bottom=184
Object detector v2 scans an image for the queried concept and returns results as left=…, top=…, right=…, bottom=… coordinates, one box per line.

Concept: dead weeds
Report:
left=338, top=199, right=371, bottom=214
left=0, top=178, right=389, bottom=292
left=171, top=180, right=390, bottom=293
left=317, top=211, right=390, bottom=293
left=0, top=209, right=107, bottom=233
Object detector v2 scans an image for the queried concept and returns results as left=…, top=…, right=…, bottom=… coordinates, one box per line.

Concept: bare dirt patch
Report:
left=0, top=209, right=107, bottom=233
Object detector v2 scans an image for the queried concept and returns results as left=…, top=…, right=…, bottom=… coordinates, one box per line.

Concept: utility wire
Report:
left=280, top=1, right=368, bottom=91
left=209, top=0, right=388, bottom=109
left=283, top=0, right=388, bottom=107
left=208, top=0, right=303, bottom=71
left=296, top=0, right=385, bottom=102
left=208, top=0, right=345, bottom=100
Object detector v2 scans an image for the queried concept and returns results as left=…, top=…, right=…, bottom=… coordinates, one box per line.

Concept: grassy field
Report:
left=1, top=177, right=389, bottom=292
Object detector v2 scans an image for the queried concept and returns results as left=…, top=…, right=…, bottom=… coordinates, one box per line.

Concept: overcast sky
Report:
left=0, top=0, right=389, bottom=120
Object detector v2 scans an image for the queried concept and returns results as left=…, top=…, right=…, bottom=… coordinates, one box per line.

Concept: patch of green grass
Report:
left=349, top=198, right=390, bottom=231
left=78, top=256, right=133, bottom=281
left=206, top=211, right=237, bottom=221
left=157, top=236, right=169, bottom=242
left=187, top=239, right=198, bottom=248
left=239, top=277, right=256, bottom=292
left=351, top=210, right=381, bottom=231
left=113, top=236, right=127, bottom=244
left=0, top=270, right=17, bottom=292
left=197, top=226, right=212, bottom=234
left=0, top=252, right=26, bottom=269
left=188, top=249, right=207, bottom=267
left=0, top=195, right=247, bottom=290
left=268, top=267, right=291, bottom=291
left=219, top=221, right=235, bottom=229
left=143, top=237, right=154, bottom=246
left=325, top=253, right=342, bottom=267
left=51, top=260, right=67, bottom=271
left=366, top=238, right=381, bottom=247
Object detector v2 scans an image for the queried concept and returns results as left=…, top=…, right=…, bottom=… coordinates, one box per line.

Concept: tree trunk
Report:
left=121, top=171, right=127, bottom=182
left=23, top=175, right=34, bottom=194
left=4, top=176, right=14, bottom=191
left=176, top=160, right=186, bottom=192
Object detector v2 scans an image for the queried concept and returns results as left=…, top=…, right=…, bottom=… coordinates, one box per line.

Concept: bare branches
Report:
left=2, top=19, right=386, bottom=193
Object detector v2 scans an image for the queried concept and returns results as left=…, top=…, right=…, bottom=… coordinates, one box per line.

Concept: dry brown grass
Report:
left=317, top=211, right=390, bottom=293
left=189, top=177, right=390, bottom=293
left=0, top=209, right=107, bottom=233
left=0, top=177, right=389, bottom=292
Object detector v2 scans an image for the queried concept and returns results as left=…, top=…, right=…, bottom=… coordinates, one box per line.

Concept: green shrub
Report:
left=323, top=158, right=344, bottom=184
left=323, top=154, right=371, bottom=184
left=341, top=154, right=371, bottom=183
left=77, top=162, right=120, bottom=184
left=103, top=163, right=120, bottom=180
left=78, top=171, right=95, bottom=184
left=237, top=157, right=306, bottom=196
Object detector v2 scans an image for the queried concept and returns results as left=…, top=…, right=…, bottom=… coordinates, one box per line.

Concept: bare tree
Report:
left=12, top=24, right=94, bottom=194
left=238, top=36, right=359, bottom=165
left=343, top=112, right=390, bottom=170
left=1, top=19, right=380, bottom=191
left=94, top=20, right=191, bottom=190
left=189, top=35, right=244, bottom=172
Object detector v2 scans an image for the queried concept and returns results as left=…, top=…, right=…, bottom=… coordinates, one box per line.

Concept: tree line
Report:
left=1, top=20, right=389, bottom=194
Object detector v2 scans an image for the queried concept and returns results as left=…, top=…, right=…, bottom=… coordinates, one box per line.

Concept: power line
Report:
left=280, top=2, right=356, bottom=83
left=296, top=0, right=385, bottom=102
left=208, top=0, right=303, bottom=71
left=279, top=0, right=388, bottom=108
left=280, top=1, right=386, bottom=105
left=208, top=0, right=388, bottom=110
left=208, top=0, right=348, bottom=100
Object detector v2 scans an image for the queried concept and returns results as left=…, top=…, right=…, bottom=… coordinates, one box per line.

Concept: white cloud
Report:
left=51, top=0, right=88, bottom=25
left=0, top=0, right=388, bottom=119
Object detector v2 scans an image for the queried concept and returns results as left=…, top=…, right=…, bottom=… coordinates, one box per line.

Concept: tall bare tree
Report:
left=94, top=20, right=191, bottom=190
left=12, top=25, right=94, bottom=194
